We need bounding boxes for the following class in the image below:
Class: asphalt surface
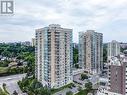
[0,74,26,94]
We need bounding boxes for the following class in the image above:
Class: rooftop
[49,24,61,28]
[108,54,127,66]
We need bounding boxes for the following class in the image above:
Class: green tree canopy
[85,82,92,90]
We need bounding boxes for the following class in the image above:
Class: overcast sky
[0,0,127,43]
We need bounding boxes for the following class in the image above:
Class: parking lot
[0,74,26,94]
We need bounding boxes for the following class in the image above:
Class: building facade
[79,30,103,74]
[120,42,127,49]
[97,86,122,95]
[107,40,120,60]
[35,24,73,88]
[108,55,127,95]
[31,38,35,47]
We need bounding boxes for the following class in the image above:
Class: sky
[0,0,127,43]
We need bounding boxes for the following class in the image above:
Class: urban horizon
[0,26,127,44]
[1,0,127,43]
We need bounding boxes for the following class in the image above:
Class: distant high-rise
[120,43,127,49]
[35,24,73,88]
[79,30,103,74]
[21,41,31,46]
[31,38,35,47]
[107,40,120,60]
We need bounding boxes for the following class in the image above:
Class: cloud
[0,0,127,42]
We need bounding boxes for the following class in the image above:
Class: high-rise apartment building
[107,40,120,60]
[31,38,35,47]
[120,42,127,49]
[35,24,73,88]
[79,30,103,74]
[108,55,127,95]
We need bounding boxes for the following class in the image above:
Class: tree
[85,82,92,90]
[103,43,107,62]
[73,48,78,64]
[18,77,51,95]
[13,90,18,95]
[75,64,79,68]
[3,83,6,87]
[0,43,35,76]
[0,88,7,95]
[1,50,11,57]
[78,86,82,91]
[81,74,88,80]
[66,91,73,95]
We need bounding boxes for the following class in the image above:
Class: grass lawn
[0,88,7,95]
[0,67,8,74]
[75,89,89,95]
[75,89,96,95]
[0,87,9,95]
[51,83,74,94]
[0,66,25,76]
[3,84,9,95]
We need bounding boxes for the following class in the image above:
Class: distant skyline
[0,0,127,43]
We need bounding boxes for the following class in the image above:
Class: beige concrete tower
[79,30,103,74]
[35,24,73,88]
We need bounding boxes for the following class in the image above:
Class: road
[0,74,26,94]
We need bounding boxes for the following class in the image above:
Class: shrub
[66,91,73,95]
[81,74,88,80]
